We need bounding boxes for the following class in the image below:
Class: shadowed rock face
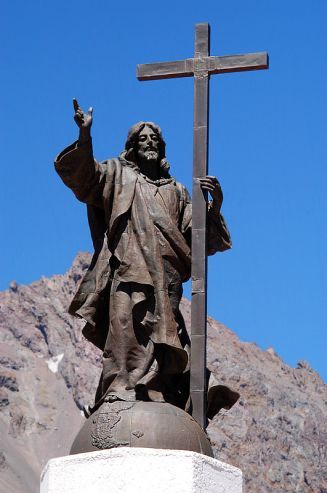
[0,253,326,493]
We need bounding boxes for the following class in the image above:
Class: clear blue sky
[1,0,326,380]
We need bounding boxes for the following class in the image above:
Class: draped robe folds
[55,139,232,411]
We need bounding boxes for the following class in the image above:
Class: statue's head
[123,122,170,177]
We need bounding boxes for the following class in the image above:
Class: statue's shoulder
[97,157,123,180]
[99,157,121,169]
[99,156,139,188]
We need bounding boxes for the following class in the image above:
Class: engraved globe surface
[70,401,213,457]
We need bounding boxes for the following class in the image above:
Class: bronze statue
[55,99,232,420]
[54,21,268,457]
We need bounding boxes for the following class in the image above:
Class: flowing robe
[55,139,232,410]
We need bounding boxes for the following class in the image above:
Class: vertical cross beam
[190,24,210,428]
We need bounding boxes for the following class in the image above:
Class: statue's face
[136,125,160,163]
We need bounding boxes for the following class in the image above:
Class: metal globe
[70,400,213,457]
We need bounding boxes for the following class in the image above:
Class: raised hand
[73,98,93,129]
[199,176,223,210]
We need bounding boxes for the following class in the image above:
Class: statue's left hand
[199,176,223,210]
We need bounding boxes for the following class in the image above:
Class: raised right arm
[54,99,106,209]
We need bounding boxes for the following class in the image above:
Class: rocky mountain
[0,253,326,492]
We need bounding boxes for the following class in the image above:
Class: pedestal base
[40,448,242,493]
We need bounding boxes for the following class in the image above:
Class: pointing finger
[73,98,79,112]
[88,107,93,116]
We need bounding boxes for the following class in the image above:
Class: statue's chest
[146,182,180,223]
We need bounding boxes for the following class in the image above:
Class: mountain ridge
[0,253,326,492]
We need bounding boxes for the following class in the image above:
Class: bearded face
[136,125,160,164]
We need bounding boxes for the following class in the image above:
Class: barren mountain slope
[0,253,326,492]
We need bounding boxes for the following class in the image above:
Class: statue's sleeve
[206,202,232,254]
[179,185,232,255]
[54,139,107,209]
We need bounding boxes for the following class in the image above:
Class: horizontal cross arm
[137,59,194,81]
[209,52,269,74]
[137,52,268,81]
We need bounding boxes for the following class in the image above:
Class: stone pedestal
[40,447,242,493]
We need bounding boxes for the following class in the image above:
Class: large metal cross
[137,23,268,429]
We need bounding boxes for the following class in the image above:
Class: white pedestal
[40,448,242,493]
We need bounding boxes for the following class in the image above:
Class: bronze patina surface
[53,20,269,451]
[70,401,214,457]
[55,104,232,429]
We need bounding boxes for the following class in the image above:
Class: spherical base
[70,401,213,457]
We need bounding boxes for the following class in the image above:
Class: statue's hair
[124,121,170,177]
